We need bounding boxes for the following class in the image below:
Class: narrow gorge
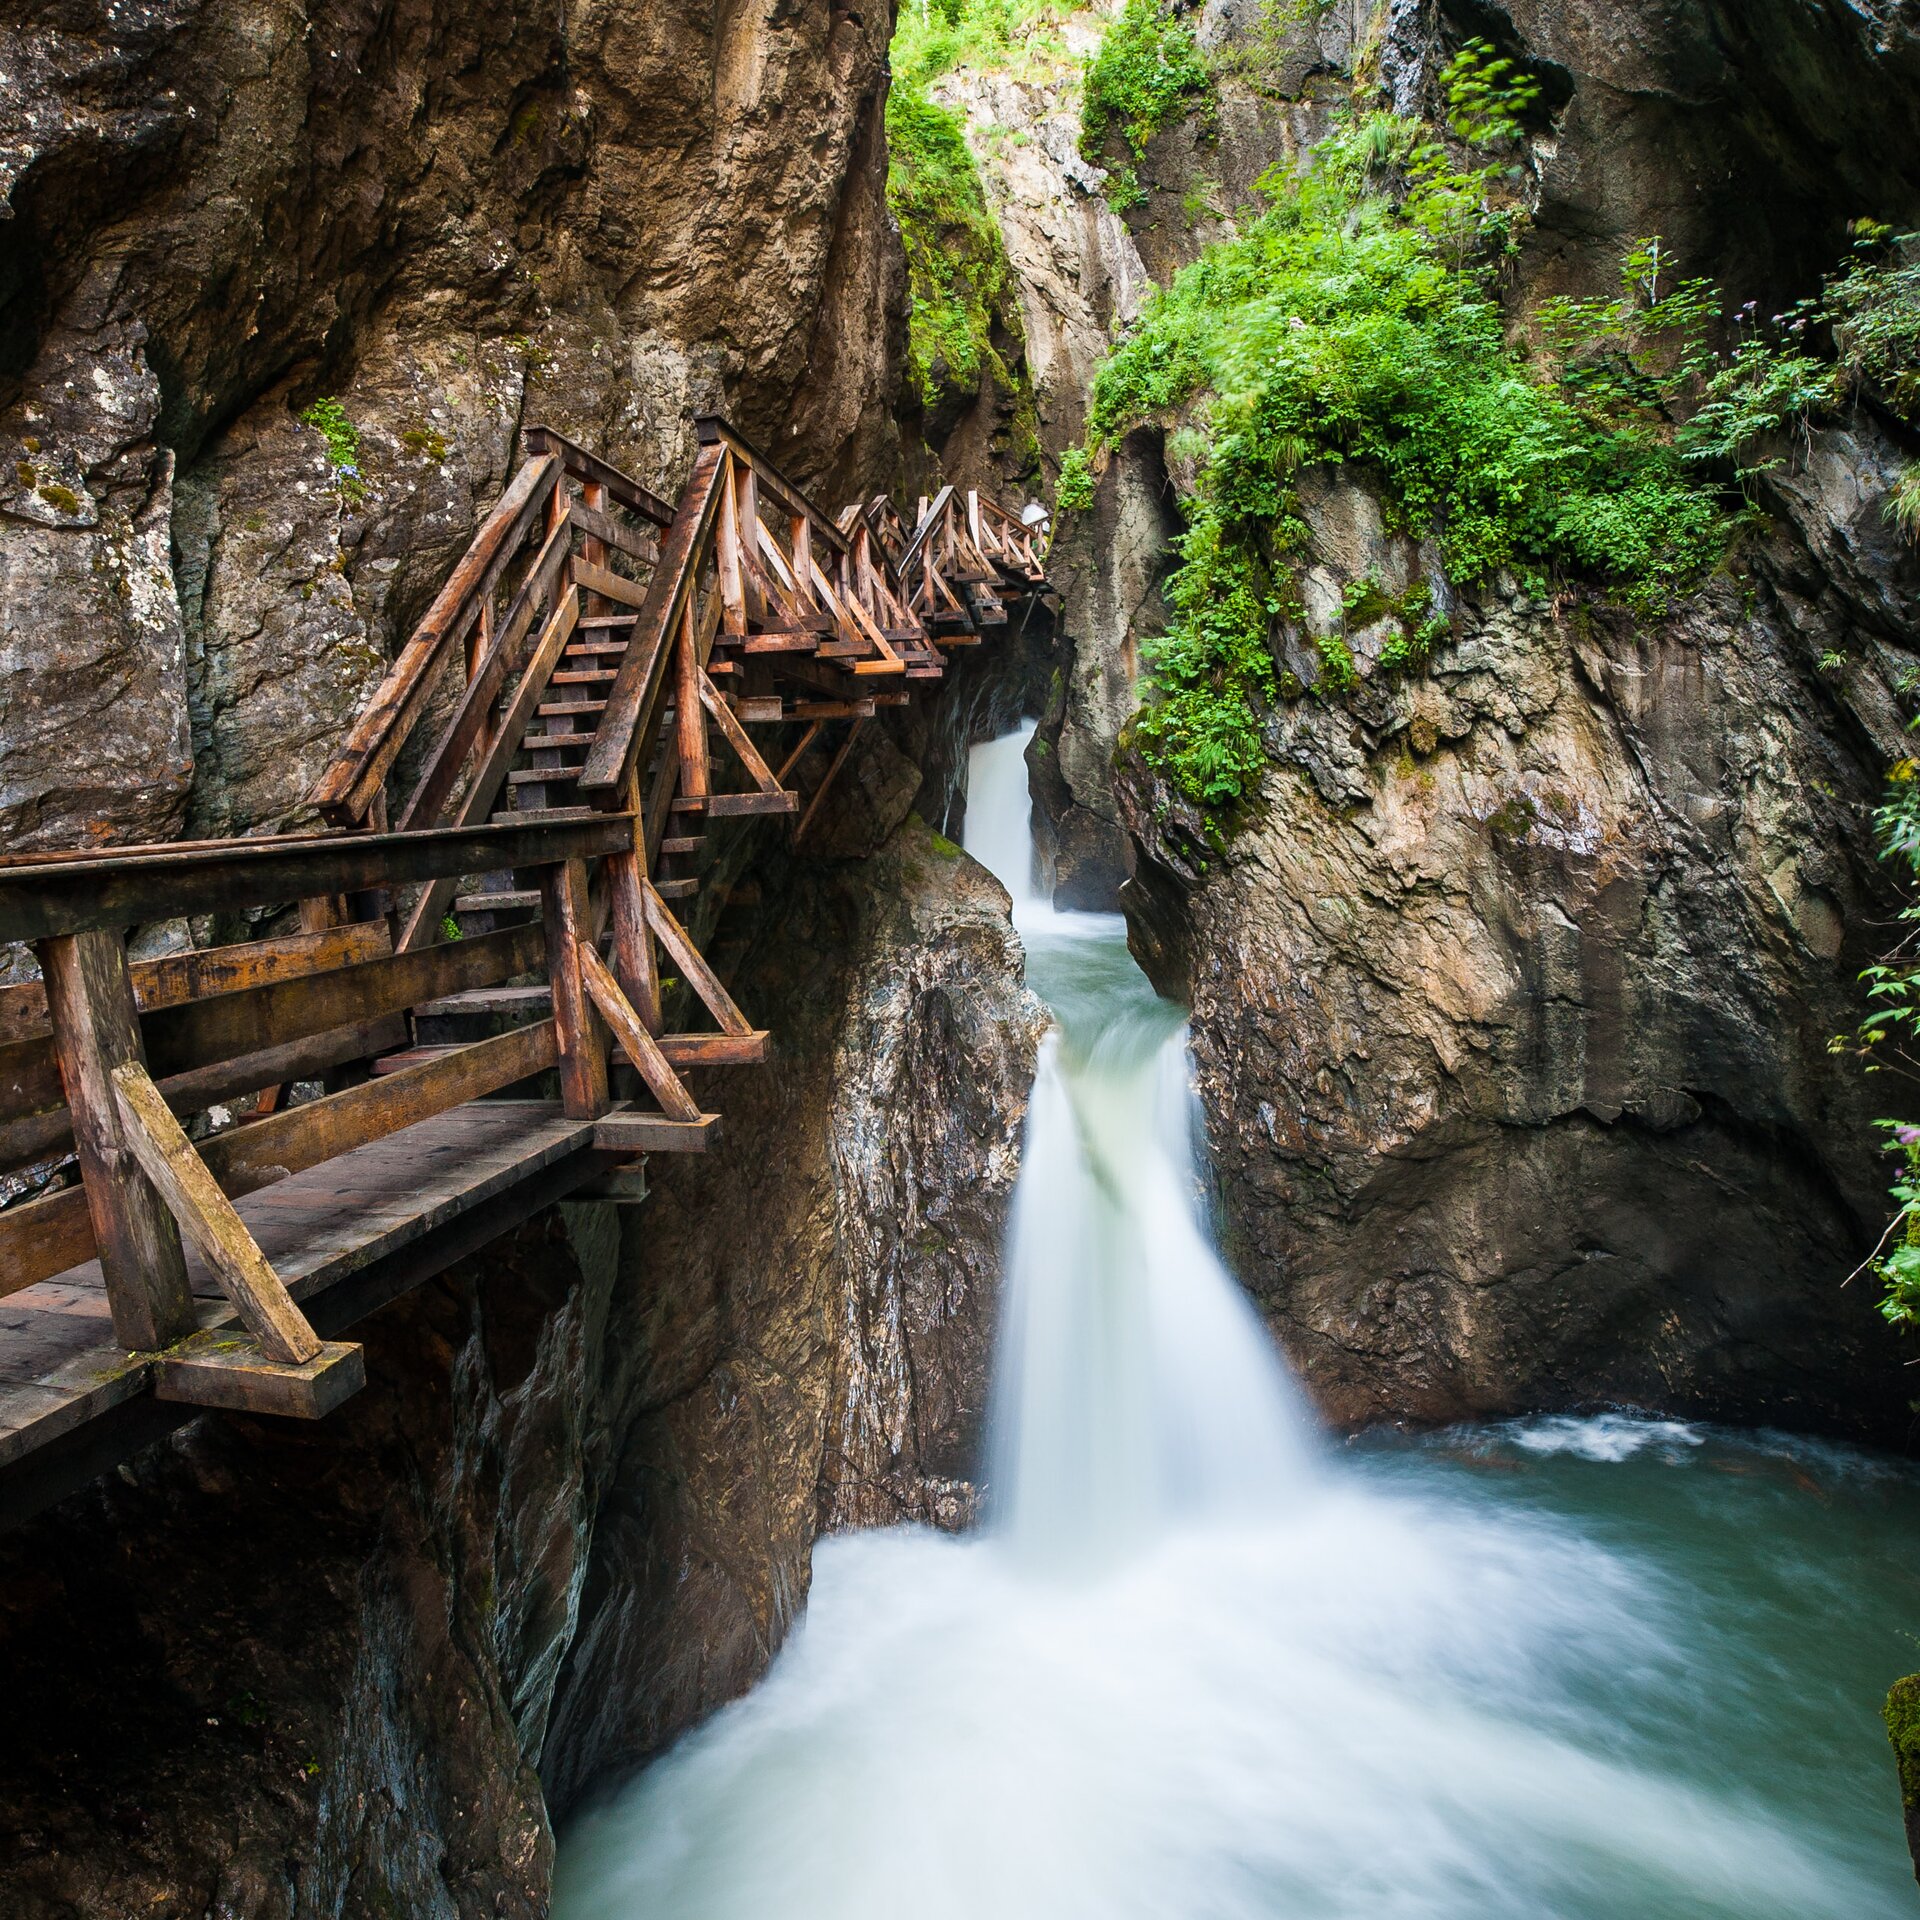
[2,0,1919,1913]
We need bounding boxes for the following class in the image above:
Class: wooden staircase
[0,417,1054,1523]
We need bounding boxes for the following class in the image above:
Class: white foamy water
[552,726,1919,1920]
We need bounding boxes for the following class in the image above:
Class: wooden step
[550,669,619,685]
[517,732,592,751]
[576,614,639,629]
[564,640,629,658]
[655,878,699,899]
[508,766,581,785]
[500,805,604,824]
[453,890,539,913]
[660,835,704,855]
[538,699,608,718]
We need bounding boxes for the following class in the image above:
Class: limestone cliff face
[1095,0,1920,1436]
[0,822,1043,1916]
[1,0,903,851]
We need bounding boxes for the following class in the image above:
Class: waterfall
[551,727,1908,1920]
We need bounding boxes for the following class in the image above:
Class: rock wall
[1098,0,1920,1437]
[1,0,904,851]
[0,820,1043,1916]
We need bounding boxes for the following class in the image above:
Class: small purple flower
[1896,1125,1920,1146]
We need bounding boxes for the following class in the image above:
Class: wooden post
[35,928,197,1350]
[607,769,661,1033]
[540,857,609,1118]
[675,596,709,805]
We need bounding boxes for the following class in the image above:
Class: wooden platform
[0,1102,605,1517]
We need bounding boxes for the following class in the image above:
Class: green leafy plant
[1438,36,1542,146]
[1079,114,1730,803]
[1835,766,1920,1326]
[297,397,368,506]
[1888,462,1920,543]
[1079,0,1213,174]
[1055,445,1096,510]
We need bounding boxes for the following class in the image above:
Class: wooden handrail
[574,442,730,806]
[0,814,633,942]
[310,454,561,824]
[695,416,851,556]
[524,425,674,527]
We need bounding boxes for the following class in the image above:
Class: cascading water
[554,723,1920,1919]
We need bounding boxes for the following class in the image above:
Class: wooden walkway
[0,423,1053,1527]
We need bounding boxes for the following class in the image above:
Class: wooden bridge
[0,418,1051,1526]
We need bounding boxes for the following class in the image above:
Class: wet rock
[543,820,1046,1809]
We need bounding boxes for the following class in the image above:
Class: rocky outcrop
[544,821,1045,1810]
[1,0,903,849]
[0,820,1043,1915]
[932,37,1169,907]
[1122,430,1920,1439]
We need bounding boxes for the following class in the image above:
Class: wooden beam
[155,1332,366,1420]
[659,1031,768,1066]
[577,941,702,1122]
[569,500,658,566]
[541,859,609,1119]
[0,922,389,1046]
[593,1111,720,1153]
[577,442,729,805]
[697,670,789,798]
[643,884,754,1037]
[310,453,560,823]
[607,771,660,1034]
[794,719,865,845]
[0,1014,407,1171]
[0,814,633,944]
[110,1062,322,1366]
[524,425,674,526]
[570,559,651,611]
[676,595,709,806]
[33,929,196,1349]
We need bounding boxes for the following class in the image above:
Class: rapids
[553,722,1920,1919]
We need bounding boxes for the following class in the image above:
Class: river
[553,722,1920,1918]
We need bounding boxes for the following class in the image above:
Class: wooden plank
[571,558,651,610]
[795,719,865,845]
[311,454,560,823]
[154,1332,365,1419]
[0,922,390,1046]
[0,1014,407,1171]
[578,941,703,1121]
[136,922,546,1085]
[693,417,849,554]
[110,1062,322,1366]
[593,1112,720,1153]
[776,720,825,784]
[397,511,572,831]
[676,596,709,804]
[643,884,753,1036]
[396,589,583,952]
[659,1031,768,1066]
[569,501,657,566]
[0,1023,565,1301]
[541,859,609,1119]
[524,426,674,526]
[607,773,660,1033]
[34,930,197,1350]
[0,814,632,944]
[703,792,797,817]
[576,443,729,806]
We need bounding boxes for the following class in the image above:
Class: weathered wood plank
[642,884,753,1037]
[0,1014,407,1171]
[524,426,674,526]
[570,559,652,610]
[578,941,700,1122]
[311,454,560,823]
[34,931,197,1350]
[592,1111,719,1153]
[569,502,657,566]
[0,922,390,1046]
[0,815,632,944]
[541,861,609,1119]
[110,1062,322,1366]
[154,1332,365,1419]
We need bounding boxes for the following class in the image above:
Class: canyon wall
[1064,0,1920,1438]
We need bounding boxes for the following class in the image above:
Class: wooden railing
[0,811,725,1417]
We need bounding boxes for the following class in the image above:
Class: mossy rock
[1886,1673,1920,1881]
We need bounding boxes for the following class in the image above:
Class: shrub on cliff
[1079,0,1213,203]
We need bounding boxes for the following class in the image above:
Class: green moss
[35,484,82,516]
[1079,0,1213,175]
[401,425,450,462]
[928,829,965,858]
[887,77,1029,421]
[1886,1675,1920,1811]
